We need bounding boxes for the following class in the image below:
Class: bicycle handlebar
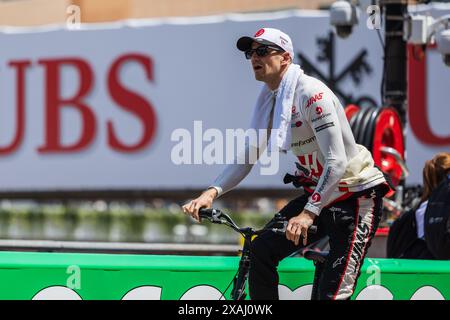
[199,208,317,235]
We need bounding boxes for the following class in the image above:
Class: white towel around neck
[249,63,304,153]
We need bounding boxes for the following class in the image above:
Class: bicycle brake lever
[198,208,223,223]
[271,223,318,235]
[271,221,288,235]
[209,209,223,223]
[295,162,310,176]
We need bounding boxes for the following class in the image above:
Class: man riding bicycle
[183,28,390,300]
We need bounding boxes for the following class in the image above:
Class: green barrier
[0,251,448,300]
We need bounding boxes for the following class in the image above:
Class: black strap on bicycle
[283,173,316,189]
[374,164,397,193]
[283,173,301,188]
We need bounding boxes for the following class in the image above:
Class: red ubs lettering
[0,53,157,156]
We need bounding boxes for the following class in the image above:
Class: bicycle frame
[230,236,251,300]
[198,208,319,300]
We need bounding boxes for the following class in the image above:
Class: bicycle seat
[302,249,329,263]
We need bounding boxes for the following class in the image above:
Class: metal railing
[0,239,240,255]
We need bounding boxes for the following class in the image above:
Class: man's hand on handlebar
[286,209,316,246]
[182,188,218,222]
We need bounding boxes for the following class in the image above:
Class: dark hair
[421,152,450,202]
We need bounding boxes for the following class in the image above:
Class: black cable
[380,45,386,106]
[377,28,386,106]
[379,6,386,106]
[220,268,240,300]
[380,15,409,110]
[377,28,385,48]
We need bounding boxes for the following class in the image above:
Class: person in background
[416,153,450,243]
[387,152,450,259]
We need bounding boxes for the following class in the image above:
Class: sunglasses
[244,45,285,60]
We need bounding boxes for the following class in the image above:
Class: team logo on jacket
[305,92,324,108]
[291,136,316,147]
[291,105,300,119]
[311,193,321,202]
[312,110,332,123]
[291,120,303,128]
[315,106,323,115]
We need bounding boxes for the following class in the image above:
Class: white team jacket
[210,71,386,215]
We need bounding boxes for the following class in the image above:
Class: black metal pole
[381,0,409,193]
[381,0,409,126]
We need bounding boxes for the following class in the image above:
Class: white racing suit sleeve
[208,143,263,197]
[303,94,348,216]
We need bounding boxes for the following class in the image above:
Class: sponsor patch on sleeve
[314,121,335,133]
[305,92,324,108]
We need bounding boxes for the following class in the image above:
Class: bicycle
[196,155,413,300]
[198,207,325,300]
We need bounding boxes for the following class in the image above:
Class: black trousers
[248,184,388,300]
